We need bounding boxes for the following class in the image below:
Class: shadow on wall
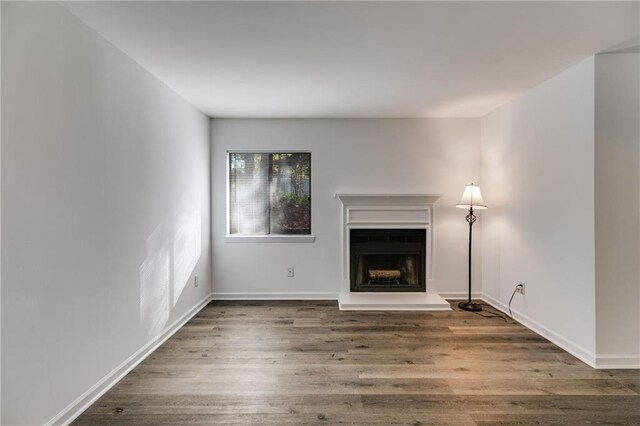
[138,196,202,339]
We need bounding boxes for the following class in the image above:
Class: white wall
[594,53,640,366]
[211,119,482,298]
[481,58,597,361]
[1,3,211,424]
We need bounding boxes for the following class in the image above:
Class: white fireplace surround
[336,193,451,310]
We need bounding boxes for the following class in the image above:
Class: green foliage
[273,193,310,234]
[271,153,310,196]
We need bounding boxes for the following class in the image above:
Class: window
[228,152,311,237]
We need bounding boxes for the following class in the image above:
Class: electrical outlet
[287,267,295,278]
[194,275,199,287]
[516,282,525,295]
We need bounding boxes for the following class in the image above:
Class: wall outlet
[287,267,295,278]
[194,275,199,287]
[516,281,525,295]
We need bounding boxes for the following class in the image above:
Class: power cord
[462,283,524,322]
[471,303,509,322]
[484,303,511,321]
[471,309,507,322]
[507,285,520,318]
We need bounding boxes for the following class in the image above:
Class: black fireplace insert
[350,228,426,292]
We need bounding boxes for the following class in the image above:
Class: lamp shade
[456,183,487,209]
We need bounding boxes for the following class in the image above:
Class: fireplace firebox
[350,229,426,292]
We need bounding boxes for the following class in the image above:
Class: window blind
[229,152,310,235]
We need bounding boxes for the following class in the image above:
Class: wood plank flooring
[73,301,640,425]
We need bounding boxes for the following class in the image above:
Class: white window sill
[224,235,316,243]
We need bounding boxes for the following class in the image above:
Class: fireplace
[350,229,426,292]
[335,194,449,310]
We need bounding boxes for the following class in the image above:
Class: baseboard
[479,292,598,368]
[595,354,640,369]
[439,291,482,299]
[212,292,339,300]
[46,293,214,426]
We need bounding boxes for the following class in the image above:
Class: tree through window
[229,152,311,235]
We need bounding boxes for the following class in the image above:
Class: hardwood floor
[73,301,640,425]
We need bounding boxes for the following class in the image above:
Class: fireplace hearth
[350,229,426,292]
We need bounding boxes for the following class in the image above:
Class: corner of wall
[478,56,599,364]
[594,52,640,364]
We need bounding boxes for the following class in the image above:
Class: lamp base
[458,301,482,312]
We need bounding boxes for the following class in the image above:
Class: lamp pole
[458,207,482,312]
[456,183,485,312]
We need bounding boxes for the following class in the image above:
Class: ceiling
[63,1,639,118]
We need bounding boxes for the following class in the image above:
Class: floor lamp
[456,183,487,312]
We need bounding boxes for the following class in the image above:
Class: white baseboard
[595,354,640,369]
[439,291,482,299]
[46,293,214,426]
[479,292,598,368]
[212,292,339,300]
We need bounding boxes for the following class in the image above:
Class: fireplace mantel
[335,193,450,311]
[335,193,441,207]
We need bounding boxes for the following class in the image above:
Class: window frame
[225,150,315,243]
